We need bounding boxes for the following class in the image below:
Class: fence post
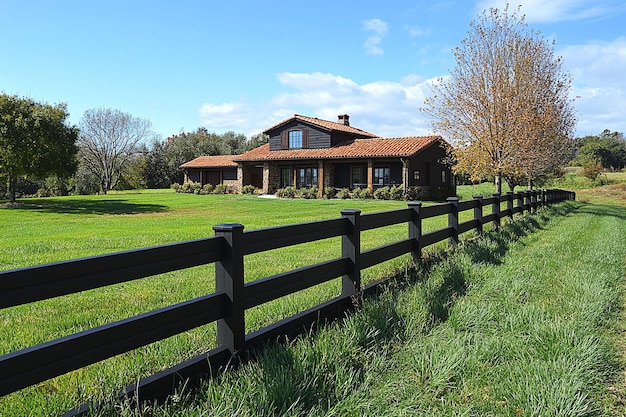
[341,209,361,298]
[213,223,246,354]
[408,202,422,263]
[530,190,537,213]
[447,197,459,246]
[473,195,483,235]
[517,192,524,215]
[507,191,514,221]
[539,189,545,208]
[492,192,501,230]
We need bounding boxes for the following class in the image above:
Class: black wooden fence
[0,189,575,413]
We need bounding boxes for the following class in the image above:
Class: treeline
[3,129,267,200]
[0,94,267,203]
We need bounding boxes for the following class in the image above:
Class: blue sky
[1,0,625,141]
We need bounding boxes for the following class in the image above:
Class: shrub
[404,186,422,201]
[323,187,336,199]
[373,186,390,200]
[389,185,404,200]
[354,187,373,199]
[336,188,351,199]
[171,183,182,193]
[299,187,319,199]
[212,184,229,194]
[241,185,257,195]
[179,182,202,194]
[582,161,603,181]
[276,186,296,198]
[200,184,214,195]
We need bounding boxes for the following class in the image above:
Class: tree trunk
[9,176,17,204]
[495,174,502,194]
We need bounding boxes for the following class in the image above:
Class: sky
[1,0,625,141]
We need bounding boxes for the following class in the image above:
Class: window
[441,171,446,183]
[413,170,420,180]
[374,167,391,186]
[351,166,362,187]
[280,167,293,188]
[281,129,309,149]
[289,130,303,148]
[297,167,318,188]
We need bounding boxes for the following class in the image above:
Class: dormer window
[289,130,303,148]
[281,129,309,149]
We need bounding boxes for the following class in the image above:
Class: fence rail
[0,189,575,413]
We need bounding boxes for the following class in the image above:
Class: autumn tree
[0,94,78,203]
[422,4,576,193]
[78,108,155,194]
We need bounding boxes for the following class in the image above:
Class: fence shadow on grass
[9,199,169,215]
[575,202,626,221]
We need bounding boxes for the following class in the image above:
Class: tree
[0,94,78,203]
[575,130,626,170]
[78,108,155,194]
[422,4,576,193]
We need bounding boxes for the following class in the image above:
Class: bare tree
[78,108,154,194]
[422,4,576,193]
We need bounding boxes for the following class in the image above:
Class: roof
[180,155,238,169]
[263,114,378,138]
[234,136,444,162]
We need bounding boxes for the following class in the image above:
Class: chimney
[338,114,350,126]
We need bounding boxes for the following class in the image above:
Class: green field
[1,178,625,416]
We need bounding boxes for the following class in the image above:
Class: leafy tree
[422,4,576,193]
[575,130,626,170]
[144,139,172,188]
[163,129,254,184]
[0,94,78,203]
[78,108,155,194]
[246,133,269,151]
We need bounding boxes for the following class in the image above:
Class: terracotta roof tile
[263,114,378,138]
[180,155,238,168]
[234,136,444,162]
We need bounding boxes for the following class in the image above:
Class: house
[180,155,240,189]
[180,114,455,197]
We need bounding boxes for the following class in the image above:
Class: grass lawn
[0,191,427,415]
[1,178,624,416]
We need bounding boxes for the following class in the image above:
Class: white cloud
[474,0,621,23]
[198,72,436,138]
[363,18,389,55]
[405,24,431,37]
[559,37,626,136]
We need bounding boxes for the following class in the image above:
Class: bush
[336,188,351,199]
[354,187,373,199]
[299,187,318,199]
[389,185,404,200]
[276,186,296,198]
[200,184,214,195]
[404,186,422,201]
[373,186,391,200]
[323,187,336,199]
[241,185,257,195]
[179,182,202,194]
[582,161,603,181]
[212,184,229,194]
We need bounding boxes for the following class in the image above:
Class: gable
[265,114,379,152]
